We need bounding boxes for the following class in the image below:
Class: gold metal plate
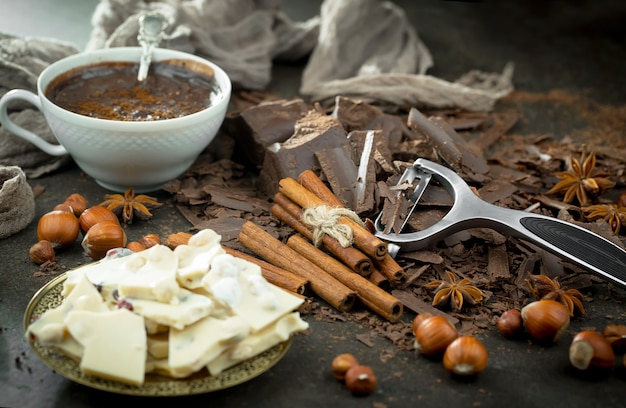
[23,273,292,396]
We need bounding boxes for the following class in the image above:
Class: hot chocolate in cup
[0,47,231,193]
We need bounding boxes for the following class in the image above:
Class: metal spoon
[137,12,167,82]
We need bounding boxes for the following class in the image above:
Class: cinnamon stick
[222,246,309,295]
[238,221,356,312]
[374,254,407,287]
[368,268,390,290]
[297,171,406,285]
[278,177,387,260]
[287,234,403,322]
[298,169,344,207]
[272,193,372,276]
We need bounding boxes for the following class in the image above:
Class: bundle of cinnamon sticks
[237,169,407,322]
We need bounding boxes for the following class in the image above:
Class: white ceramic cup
[0,47,231,192]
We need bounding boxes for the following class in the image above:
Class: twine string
[301,205,364,248]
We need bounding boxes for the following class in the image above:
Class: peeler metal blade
[374,164,432,235]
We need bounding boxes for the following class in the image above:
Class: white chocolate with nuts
[121,288,214,330]
[208,312,309,375]
[117,245,180,303]
[26,274,108,360]
[174,232,225,289]
[203,253,304,333]
[167,315,250,378]
[62,255,131,301]
[27,228,309,386]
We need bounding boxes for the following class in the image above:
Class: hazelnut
[569,330,615,370]
[443,336,489,376]
[166,232,192,249]
[602,324,626,353]
[496,309,523,339]
[52,203,75,214]
[344,365,377,396]
[414,315,458,357]
[411,312,433,335]
[331,353,359,381]
[126,241,146,252]
[521,300,570,343]
[37,210,80,249]
[78,205,120,234]
[29,240,55,264]
[140,233,161,249]
[81,220,127,260]
[63,193,88,217]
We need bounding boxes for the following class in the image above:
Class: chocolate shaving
[391,289,459,326]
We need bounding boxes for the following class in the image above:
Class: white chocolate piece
[174,229,225,289]
[62,255,131,301]
[118,245,180,303]
[208,312,309,375]
[168,315,250,378]
[144,318,169,335]
[147,332,169,359]
[203,253,305,332]
[145,357,173,377]
[63,245,180,304]
[65,309,147,386]
[26,275,108,360]
[124,288,214,330]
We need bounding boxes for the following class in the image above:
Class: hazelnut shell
[496,309,523,339]
[37,210,80,249]
[81,220,127,260]
[344,365,377,396]
[569,330,616,370]
[521,299,570,343]
[331,353,359,381]
[443,336,489,376]
[602,324,626,352]
[79,205,119,234]
[29,240,56,264]
[414,315,458,357]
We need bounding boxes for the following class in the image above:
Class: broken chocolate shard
[257,109,350,197]
[232,98,310,166]
[315,147,358,208]
[407,107,490,181]
[332,96,384,131]
[428,116,490,177]
[487,244,511,280]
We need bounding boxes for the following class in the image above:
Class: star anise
[546,150,615,206]
[424,271,484,311]
[525,274,585,316]
[100,188,162,224]
[582,204,626,235]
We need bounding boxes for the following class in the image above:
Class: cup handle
[0,89,68,156]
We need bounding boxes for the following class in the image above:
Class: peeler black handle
[518,215,626,287]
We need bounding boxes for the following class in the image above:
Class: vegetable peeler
[374,158,626,289]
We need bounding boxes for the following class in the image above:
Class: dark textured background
[1,1,626,407]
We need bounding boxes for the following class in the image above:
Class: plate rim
[23,272,293,396]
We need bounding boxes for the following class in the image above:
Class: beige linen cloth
[86,0,512,109]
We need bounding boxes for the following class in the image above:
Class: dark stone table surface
[1,1,625,407]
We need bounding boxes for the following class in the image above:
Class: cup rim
[37,47,232,129]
